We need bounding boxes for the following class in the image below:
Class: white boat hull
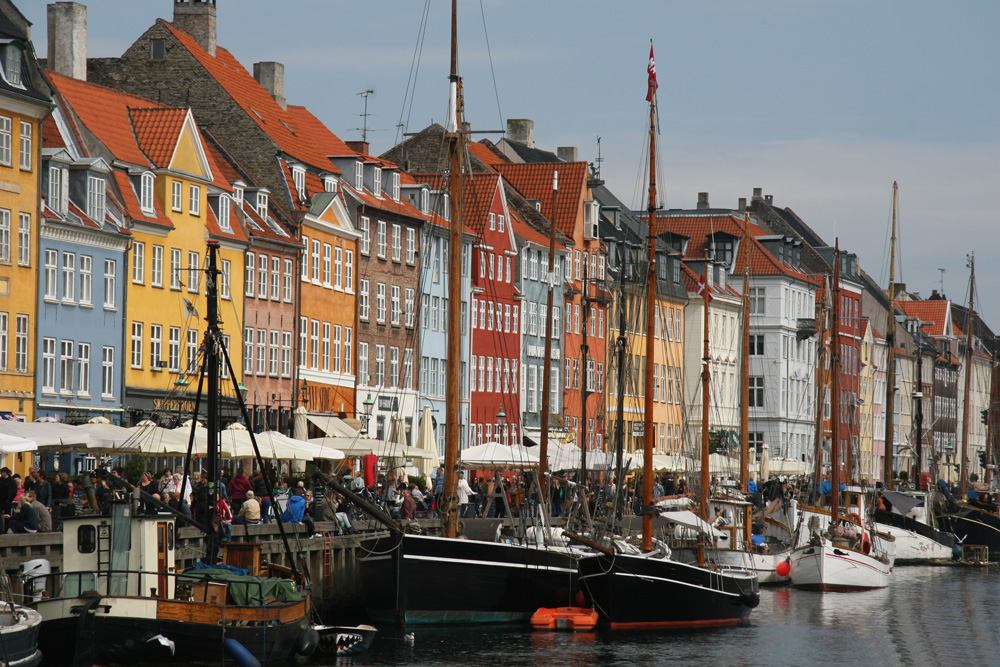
[874,522,953,563]
[675,548,792,585]
[789,542,892,591]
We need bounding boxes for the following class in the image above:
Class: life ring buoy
[848,512,861,525]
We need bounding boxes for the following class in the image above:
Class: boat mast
[642,41,657,553]
[986,347,998,487]
[959,253,976,500]
[883,182,898,490]
[812,285,828,486]
[204,240,221,554]
[830,241,842,522]
[442,0,463,539]
[740,213,751,546]
[540,172,558,500]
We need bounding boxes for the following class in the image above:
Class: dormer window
[323,176,337,193]
[354,161,364,190]
[233,182,244,204]
[420,188,429,214]
[256,192,268,219]
[48,165,67,215]
[373,167,382,198]
[444,193,450,222]
[2,45,21,87]
[218,195,231,231]
[140,172,155,214]
[392,172,400,201]
[87,175,106,223]
[292,165,306,200]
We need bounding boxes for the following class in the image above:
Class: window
[321,323,330,371]
[259,253,269,297]
[42,338,55,392]
[391,224,401,262]
[373,167,382,197]
[79,255,92,305]
[749,288,765,315]
[376,220,387,258]
[322,244,331,284]
[44,250,57,300]
[170,248,181,290]
[406,228,416,264]
[263,327,273,374]
[61,252,75,302]
[749,335,764,355]
[220,259,231,298]
[0,209,8,261]
[344,328,352,375]
[149,324,162,369]
[323,175,336,193]
[330,246,341,289]
[18,120,31,170]
[218,195,231,231]
[392,172,400,201]
[375,345,385,386]
[14,314,27,372]
[354,161,364,190]
[59,340,75,392]
[221,335,230,379]
[256,192,268,219]
[391,285,401,325]
[188,184,201,216]
[49,165,67,215]
[376,283,386,323]
[749,376,764,407]
[0,312,5,371]
[243,328,254,374]
[172,180,182,212]
[310,320,319,369]
[499,215,505,233]
[403,347,413,387]
[311,239,320,281]
[132,241,145,284]
[332,325,341,373]
[299,317,308,367]
[359,279,370,320]
[233,183,244,204]
[281,331,292,377]
[292,166,305,199]
[17,212,29,266]
[283,259,293,301]
[269,330,279,376]
[360,216,370,255]
[271,257,280,300]
[150,38,166,60]
[300,237,309,280]
[389,347,399,387]
[187,252,200,294]
[140,173,154,213]
[151,245,163,287]
[101,347,114,397]
[405,288,415,327]
[0,117,8,165]
[358,341,369,384]
[168,327,181,372]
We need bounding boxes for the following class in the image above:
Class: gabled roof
[380,123,496,174]
[112,170,172,228]
[415,172,502,236]
[896,299,951,338]
[468,141,508,169]
[493,162,589,236]
[128,107,188,168]
[680,261,739,299]
[205,198,248,244]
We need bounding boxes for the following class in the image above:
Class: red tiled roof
[896,300,948,337]
[468,141,507,169]
[493,162,588,236]
[129,107,188,169]
[111,170,173,228]
[414,172,503,235]
[42,115,65,149]
[206,198,248,243]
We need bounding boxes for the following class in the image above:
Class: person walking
[228,469,251,516]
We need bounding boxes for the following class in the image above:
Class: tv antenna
[354,89,376,143]
[937,267,946,295]
[593,136,604,179]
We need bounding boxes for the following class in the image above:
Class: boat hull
[577,552,759,629]
[937,507,1000,561]
[0,605,42,667]
[788,543,892,591]
[671,547,792,585]
[873,512,954,563]
[358,532,580,625]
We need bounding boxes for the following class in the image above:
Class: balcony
[797,317,817,340]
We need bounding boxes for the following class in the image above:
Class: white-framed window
[44,249,57,300]
[220,335,230,379]
[359,279,370,320]
[0,312,6,371]
[14,314,27,372]
[359,216,370,255]
[311,239,320,281]
[376,220,387,258]
[188,251,200,294]
[79,255,92,305]
[354,161,364,191]
[48,165,67,215]
[749,288,765,315]
[189,184,201,216]
[59,340,75,392]
[149,324,162,370]
[151,245,163,287]
[376,282,386,323]
[281,331,292,377]
[323,175,337,193]
[220,259,231,298]
[405,288,415,328]
[489,212,496,230]
[322,243,331,284]
[299,317,308,367]
[358,341,368,385]
[132,241,145,284]
[256,191,268,219]
[18,120,31,171]
[0,116,9,165]
[17,212,29,266]
[292,165,305,199]
[373,167,382,197]
[499,215,505,233]
[245,251,256,296]
[61,252,76,302]
[406,228,416,264]
[243,328,254,374]
[41,338,56,392]
[345,250,354,291]
[749,376,765,407]
[344,327,352,375]
[392,172,400,201]
[233,183,244,204]
[131,321,143,369]
[101,347,114,398]
[0,208,8,262]
[269,330,279,376]
[310,319,319,369]
[389,346,399,387]
[170,248,182,290]
[258,253,268,297]
[403,347,413,387]
[391,285,401,325]
[168,326,181,372]
[271,257,280,300]
[218,195,231,230]
[140,173,154,213]
[283,259,293,301]
[321,323,330,371]
[172,180,182,212]
[103,259,117,308]
[391,224,401,262]
[374,345,385,386]
[300,236,309,280]
[257,327,267,374]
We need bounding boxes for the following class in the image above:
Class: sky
[22,0,1000,329]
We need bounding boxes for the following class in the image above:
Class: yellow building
[47,72,245,427]
[0,12,51,439]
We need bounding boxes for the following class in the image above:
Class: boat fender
[740,591,761,608]
[223,638,261,667]
[297,627,320,656]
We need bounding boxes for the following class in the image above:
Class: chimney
[47,2,87,81]
[253,62,286,110]
[752,187,763,202]
[506,119,534,148]
[697,192,709,210]
[557,146,578,162]
[765,194,773,204]
[173,0,217,57]
[345,140,369,155]
[738,197,746,212]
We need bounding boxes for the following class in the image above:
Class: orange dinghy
[530,607,599,631]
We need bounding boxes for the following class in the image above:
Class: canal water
[315,565,1000,666]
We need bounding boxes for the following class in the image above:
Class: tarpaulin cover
[179,566,301,606]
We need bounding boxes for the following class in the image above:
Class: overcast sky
[23,0,1000,329]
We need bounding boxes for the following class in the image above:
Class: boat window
[168,523,175,551]
[78,525,96,554]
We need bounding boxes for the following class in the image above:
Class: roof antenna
[593,136,604,180]
[355,89,375,142]
[937,267,946,296]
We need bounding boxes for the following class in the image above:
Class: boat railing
[21,568,279,607]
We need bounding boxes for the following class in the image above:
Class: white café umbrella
[759,443,770,481]
[77,422,136,452]
[219,429,322,461]
[415,406,439,479]
[0,421,91,449]
[460,442,540,467]
[0,432,37,454]
[119,421,191,455]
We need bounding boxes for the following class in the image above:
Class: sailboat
[354,0,581,624]
[576,44,760,628]
[23,242,317,665]
[788,240,895,590]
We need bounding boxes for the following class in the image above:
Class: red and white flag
[697,273,713,302]
[645,43,658,102]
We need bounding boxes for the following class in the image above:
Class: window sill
[131,365,142,370]
[60,299,77,306]
[60,390,74,397]
[101,394,115,401]
[151,284,163,289]
[77,392,91,400]
[41,390,57,397]
[79,303,93,309]
[43,297,59,304]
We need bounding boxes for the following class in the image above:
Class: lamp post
[496,405,507,445]
[361,392,375,434]
[300,379,309,408]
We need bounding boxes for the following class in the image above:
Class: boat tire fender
[297,627,320,656]
[223,638,261,667]
[740,591,761,609]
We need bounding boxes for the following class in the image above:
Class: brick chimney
[738,197,746,212]
[752,187,763,202]
[173,0,217,57]
[697,192,709,209]
[345,140,369,155]
[47,2,87,81]
[557,146,577,162]
[506,119,534,148]
[253,61,286,110]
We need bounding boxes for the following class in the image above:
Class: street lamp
[360,392,375,434]
[300,379,309,407]
[496,405,507,445]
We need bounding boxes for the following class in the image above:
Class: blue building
[37,143,129,472]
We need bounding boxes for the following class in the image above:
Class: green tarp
[178,567,302,606]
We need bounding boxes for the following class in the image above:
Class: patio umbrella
[460,442,540,467]
[415,406,439,479]
[0,433,37,454]
[0,421,91,449]
[759,443,770,481]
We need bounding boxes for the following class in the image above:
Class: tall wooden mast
[740,213,752,546]
[959,253,976,500]
[441,0,463,539]
[883,182,898,489]
[830,240,842,522]
[641,44,657,553]
[540,173,558,500]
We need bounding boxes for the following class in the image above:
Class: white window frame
[188,251,200,294]
[42,338,56,392]
[18,120,31,171]
[131,321,143,369]
[79,255,92,305]
[104,260,118,308]
[170,248,182,290]
[172,180,182,212]
[189,184,201,216]
[140,172,154,213]
[151,245,164,287]
[44,249,57,300]
[61,252,76,303]
[14,314,27,372]
[0,116,9,166]
[101,346,114,398]
[17,212,29,266]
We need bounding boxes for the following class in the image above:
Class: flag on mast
[646,43,657,102]
[697,272,713,302]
